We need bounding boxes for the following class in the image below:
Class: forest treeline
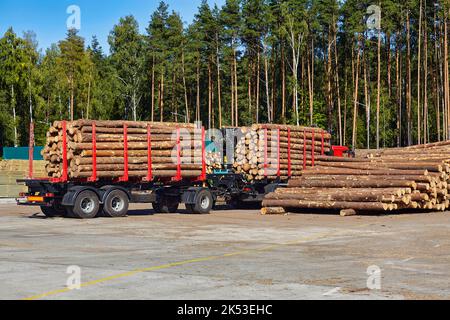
[0,0,449,149]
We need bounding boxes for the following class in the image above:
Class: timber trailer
[16,123,348,218]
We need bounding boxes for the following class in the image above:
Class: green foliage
[0,0,448,149]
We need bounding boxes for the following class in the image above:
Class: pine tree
[57,29,85,121]
[242,0,267,124]
[195,0,217,128]
[0,28,30,146]
[109,15,145,121]
[147,1,169,122]
[221,0,241,127]
[166,11,187,122]
[280,0,308,126]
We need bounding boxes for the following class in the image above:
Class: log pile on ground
[262,142,450,215]
[234,124,332,181]
[42,120,204,179]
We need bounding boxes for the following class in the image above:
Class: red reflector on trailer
[45,193,55,198]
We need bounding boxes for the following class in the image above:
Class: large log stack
[42,120,205,180]
[262,142,450,215]
[234,124,332,181]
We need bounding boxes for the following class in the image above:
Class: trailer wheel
[187,189,213,214]
[152,197,179,213]
[68,190,100,219]
[40,203,66,218]
[102,190,129,218]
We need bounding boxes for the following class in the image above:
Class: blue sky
[0,0,225,54]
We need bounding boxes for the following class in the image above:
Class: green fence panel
[2,147,44,160]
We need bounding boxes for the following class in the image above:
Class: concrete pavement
[1,203,449,300]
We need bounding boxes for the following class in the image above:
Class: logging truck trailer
[16,178,214,218]
[15,126,282,218]
[16,121,214,218]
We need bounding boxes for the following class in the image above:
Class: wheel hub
[80,198,94,214]
[201,196,210,209]
[111,196,124,212]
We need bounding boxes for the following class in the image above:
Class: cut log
[80,149,199,157]
[74,133,177,143]
[277,187,412,197]
[340,209,357,216]
[69,119,196,129]
[261,207,286,215]
[261,199,391,211]
[287,179,417,189]
[264,192,396,203]
[69,141,202,151]
[71,170,202,178]
[73,163,202,172]
[73,156,199,165]
[304,167,428,176]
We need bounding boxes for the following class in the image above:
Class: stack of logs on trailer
[42,120,205,179]
[262,141,450,215]
[234,124,332,181]
[205,151,223,174]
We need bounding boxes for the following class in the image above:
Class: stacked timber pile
[206,151,222,174]
[364,140,450,159]
[234,124,332,181]
[262,142,450,215]
[1,160,46,197]
[43,120,204,179]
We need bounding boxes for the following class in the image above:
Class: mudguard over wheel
[102,189,129,217]
[68,190,100,219]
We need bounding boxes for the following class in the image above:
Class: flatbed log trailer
[16,123,346,218]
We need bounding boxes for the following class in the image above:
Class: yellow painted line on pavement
[23,224,370,300]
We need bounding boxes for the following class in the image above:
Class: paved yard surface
[0,203,449,300]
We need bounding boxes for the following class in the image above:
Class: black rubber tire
[69,190,100,219]
[189,189,213,214]
[152,197,179,213]
[102,190,129,218]
[40,203,66,217]
[151,202,162,213]
[185,204,195,214]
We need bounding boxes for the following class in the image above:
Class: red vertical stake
[121,124,129,182]
[277,128,281,177]
[303,129,307,170]
[201,126,206,181]
[89,122,97,182]
[62,121,68,182]
[287,128,291,177]
[176,127,182,181]
[321,131,325,155]
[311,129,315,167]
[28,122,34,179]
[264,126,268,177]
[147,124,153,182]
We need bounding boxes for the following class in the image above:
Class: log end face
[340,209,357,217]
[261,207,286,215]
